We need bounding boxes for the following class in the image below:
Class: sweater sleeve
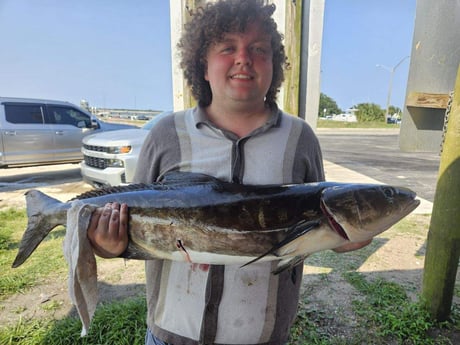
[133,114,181,184]
[290,117,325,183]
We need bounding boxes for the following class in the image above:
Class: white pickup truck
[81,111,172,187]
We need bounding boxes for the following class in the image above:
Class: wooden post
[281,0,325,127]
[170,0,203,110]
[282,0,303,116]
[422,64,460,321]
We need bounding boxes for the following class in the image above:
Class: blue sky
[0,0,416,112]
[321,0,416,111]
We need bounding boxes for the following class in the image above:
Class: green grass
[0,209,67,299]
[345,272,435,344]
[0,297,147,345]
[287,273,459,345]
[317,119,400,129]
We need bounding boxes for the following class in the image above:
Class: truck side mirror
[91,118,99,129]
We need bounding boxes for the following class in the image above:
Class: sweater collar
[192,105,282,135]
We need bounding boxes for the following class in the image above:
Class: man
[88,1,370,344]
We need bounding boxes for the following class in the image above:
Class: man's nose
[235,48,252,65]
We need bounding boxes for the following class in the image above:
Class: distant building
[332,113,357,122]
[331,108,357,122]
[79,98,164,119]
[93,107,163,120]
[80,99,91,112]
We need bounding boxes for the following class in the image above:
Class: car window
[47,106,92,128]
[4,104,45,124]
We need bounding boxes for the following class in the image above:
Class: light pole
[376,55,409,121]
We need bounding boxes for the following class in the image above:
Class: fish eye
[383,187,395,198]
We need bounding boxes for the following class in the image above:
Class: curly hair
[178,0,286,108]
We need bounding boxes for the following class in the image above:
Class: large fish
[12,172,420,273]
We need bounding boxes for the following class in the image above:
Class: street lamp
[376,55,409,121]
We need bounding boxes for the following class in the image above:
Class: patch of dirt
[0,259,146,326]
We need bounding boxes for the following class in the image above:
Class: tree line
[319,93,402,122]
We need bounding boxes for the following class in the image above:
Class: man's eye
[252,46,270,55]
[221,46,234,53]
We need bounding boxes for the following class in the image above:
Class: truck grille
[83,144,110,153]
[84,155,109,169]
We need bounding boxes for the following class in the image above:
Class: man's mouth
[230,74,253,80]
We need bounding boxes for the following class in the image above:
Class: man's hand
[87,202,129,258]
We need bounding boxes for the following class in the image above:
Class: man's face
[204,22,273,108]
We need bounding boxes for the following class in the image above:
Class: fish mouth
[320,199,349,240]
[406,197,421,214]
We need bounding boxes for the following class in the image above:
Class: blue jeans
[145,328,170,345]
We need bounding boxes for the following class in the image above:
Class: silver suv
[0,97,135,168]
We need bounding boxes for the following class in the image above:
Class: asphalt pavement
[317,128,436,214]
[322,159,432,214]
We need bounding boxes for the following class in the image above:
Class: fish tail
[12,190,66,268]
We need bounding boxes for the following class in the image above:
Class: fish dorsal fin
[70,183,161,200]
[70,171,221,201]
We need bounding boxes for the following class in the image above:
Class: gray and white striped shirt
[134,105,324,345]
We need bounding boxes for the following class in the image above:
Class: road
[317,128,440,202]
[0,163,92,209]
[0,163,82,190]
[0,128,441,209]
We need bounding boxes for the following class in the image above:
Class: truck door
[46,105,95,161]
[2,103,53,165]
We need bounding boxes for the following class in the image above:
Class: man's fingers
[87,202,129,258]
[108,203,123,237]
[119,203,129,235]
[89,207,103,233]
[98,203,114,230]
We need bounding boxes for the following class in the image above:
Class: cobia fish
[12,172,420,273]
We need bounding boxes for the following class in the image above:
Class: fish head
[320,184,420,242]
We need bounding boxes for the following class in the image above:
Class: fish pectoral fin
[240,219,321,269]
[272,255,308,275]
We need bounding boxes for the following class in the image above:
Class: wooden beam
[422,65,460,322]
[406,92,450,109]
[170,0,203,111]
[283,0,303,116]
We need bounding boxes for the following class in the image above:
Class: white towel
[62,200,98,337]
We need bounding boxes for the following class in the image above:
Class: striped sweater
[133,106,324,345]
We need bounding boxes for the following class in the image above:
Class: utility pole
[376,55,409,121]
